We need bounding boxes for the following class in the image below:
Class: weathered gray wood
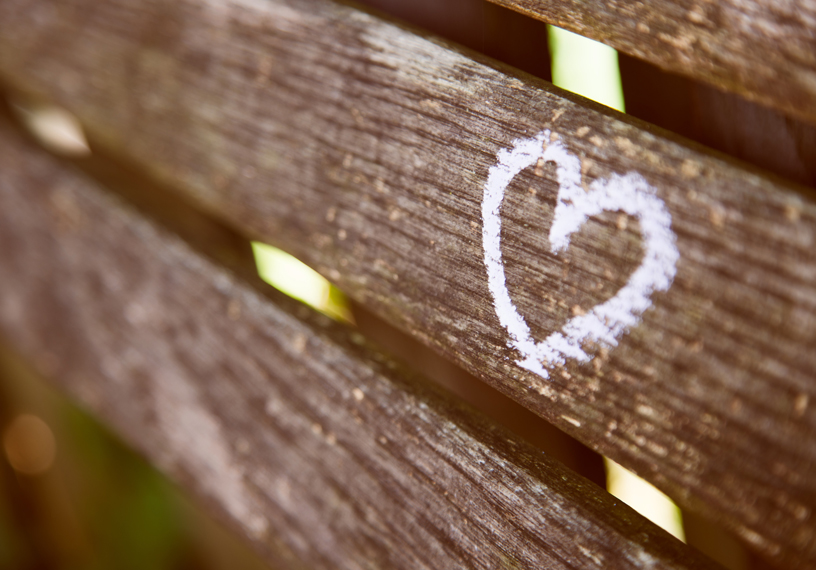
[0,0,815,566]
[0,124,723,570]
[485,0,816,125]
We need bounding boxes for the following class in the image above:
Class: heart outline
[482,131,679,379]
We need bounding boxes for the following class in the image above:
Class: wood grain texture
[486,0,816,125]
[0,0,814,566]
[0,124,724,570]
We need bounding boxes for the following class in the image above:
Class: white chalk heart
[482,131,679,379]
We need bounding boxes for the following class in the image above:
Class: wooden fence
[0,0,814,568]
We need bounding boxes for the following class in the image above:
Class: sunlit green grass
[251,242,352,323]
[605,458,686,541]
[548,26,625,112]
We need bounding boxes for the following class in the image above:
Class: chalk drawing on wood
[482,131,679,379]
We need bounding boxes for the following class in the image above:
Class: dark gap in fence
[619,54,816,190]
[350,0,552,85]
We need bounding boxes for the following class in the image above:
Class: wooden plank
[0,0,814,565]
[484,0,816,125]
[0,124,723,570]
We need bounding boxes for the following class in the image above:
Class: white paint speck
[482,131,679,379]
[578,544,603,566]
[561,415,582,428]
[795,393,809,417]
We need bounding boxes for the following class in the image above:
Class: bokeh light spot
[3,414,57,476]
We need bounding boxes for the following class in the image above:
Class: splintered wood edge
[0,125,724,570]
[0,0,814,566]
[487,0,816,125]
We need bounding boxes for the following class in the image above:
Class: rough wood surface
[0,0,815,566]
[0,124,724,570]
[486,0,816,125]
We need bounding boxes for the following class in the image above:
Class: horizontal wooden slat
[0,123,722,570]
[0,0,814,566]
[487,0,816,125]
